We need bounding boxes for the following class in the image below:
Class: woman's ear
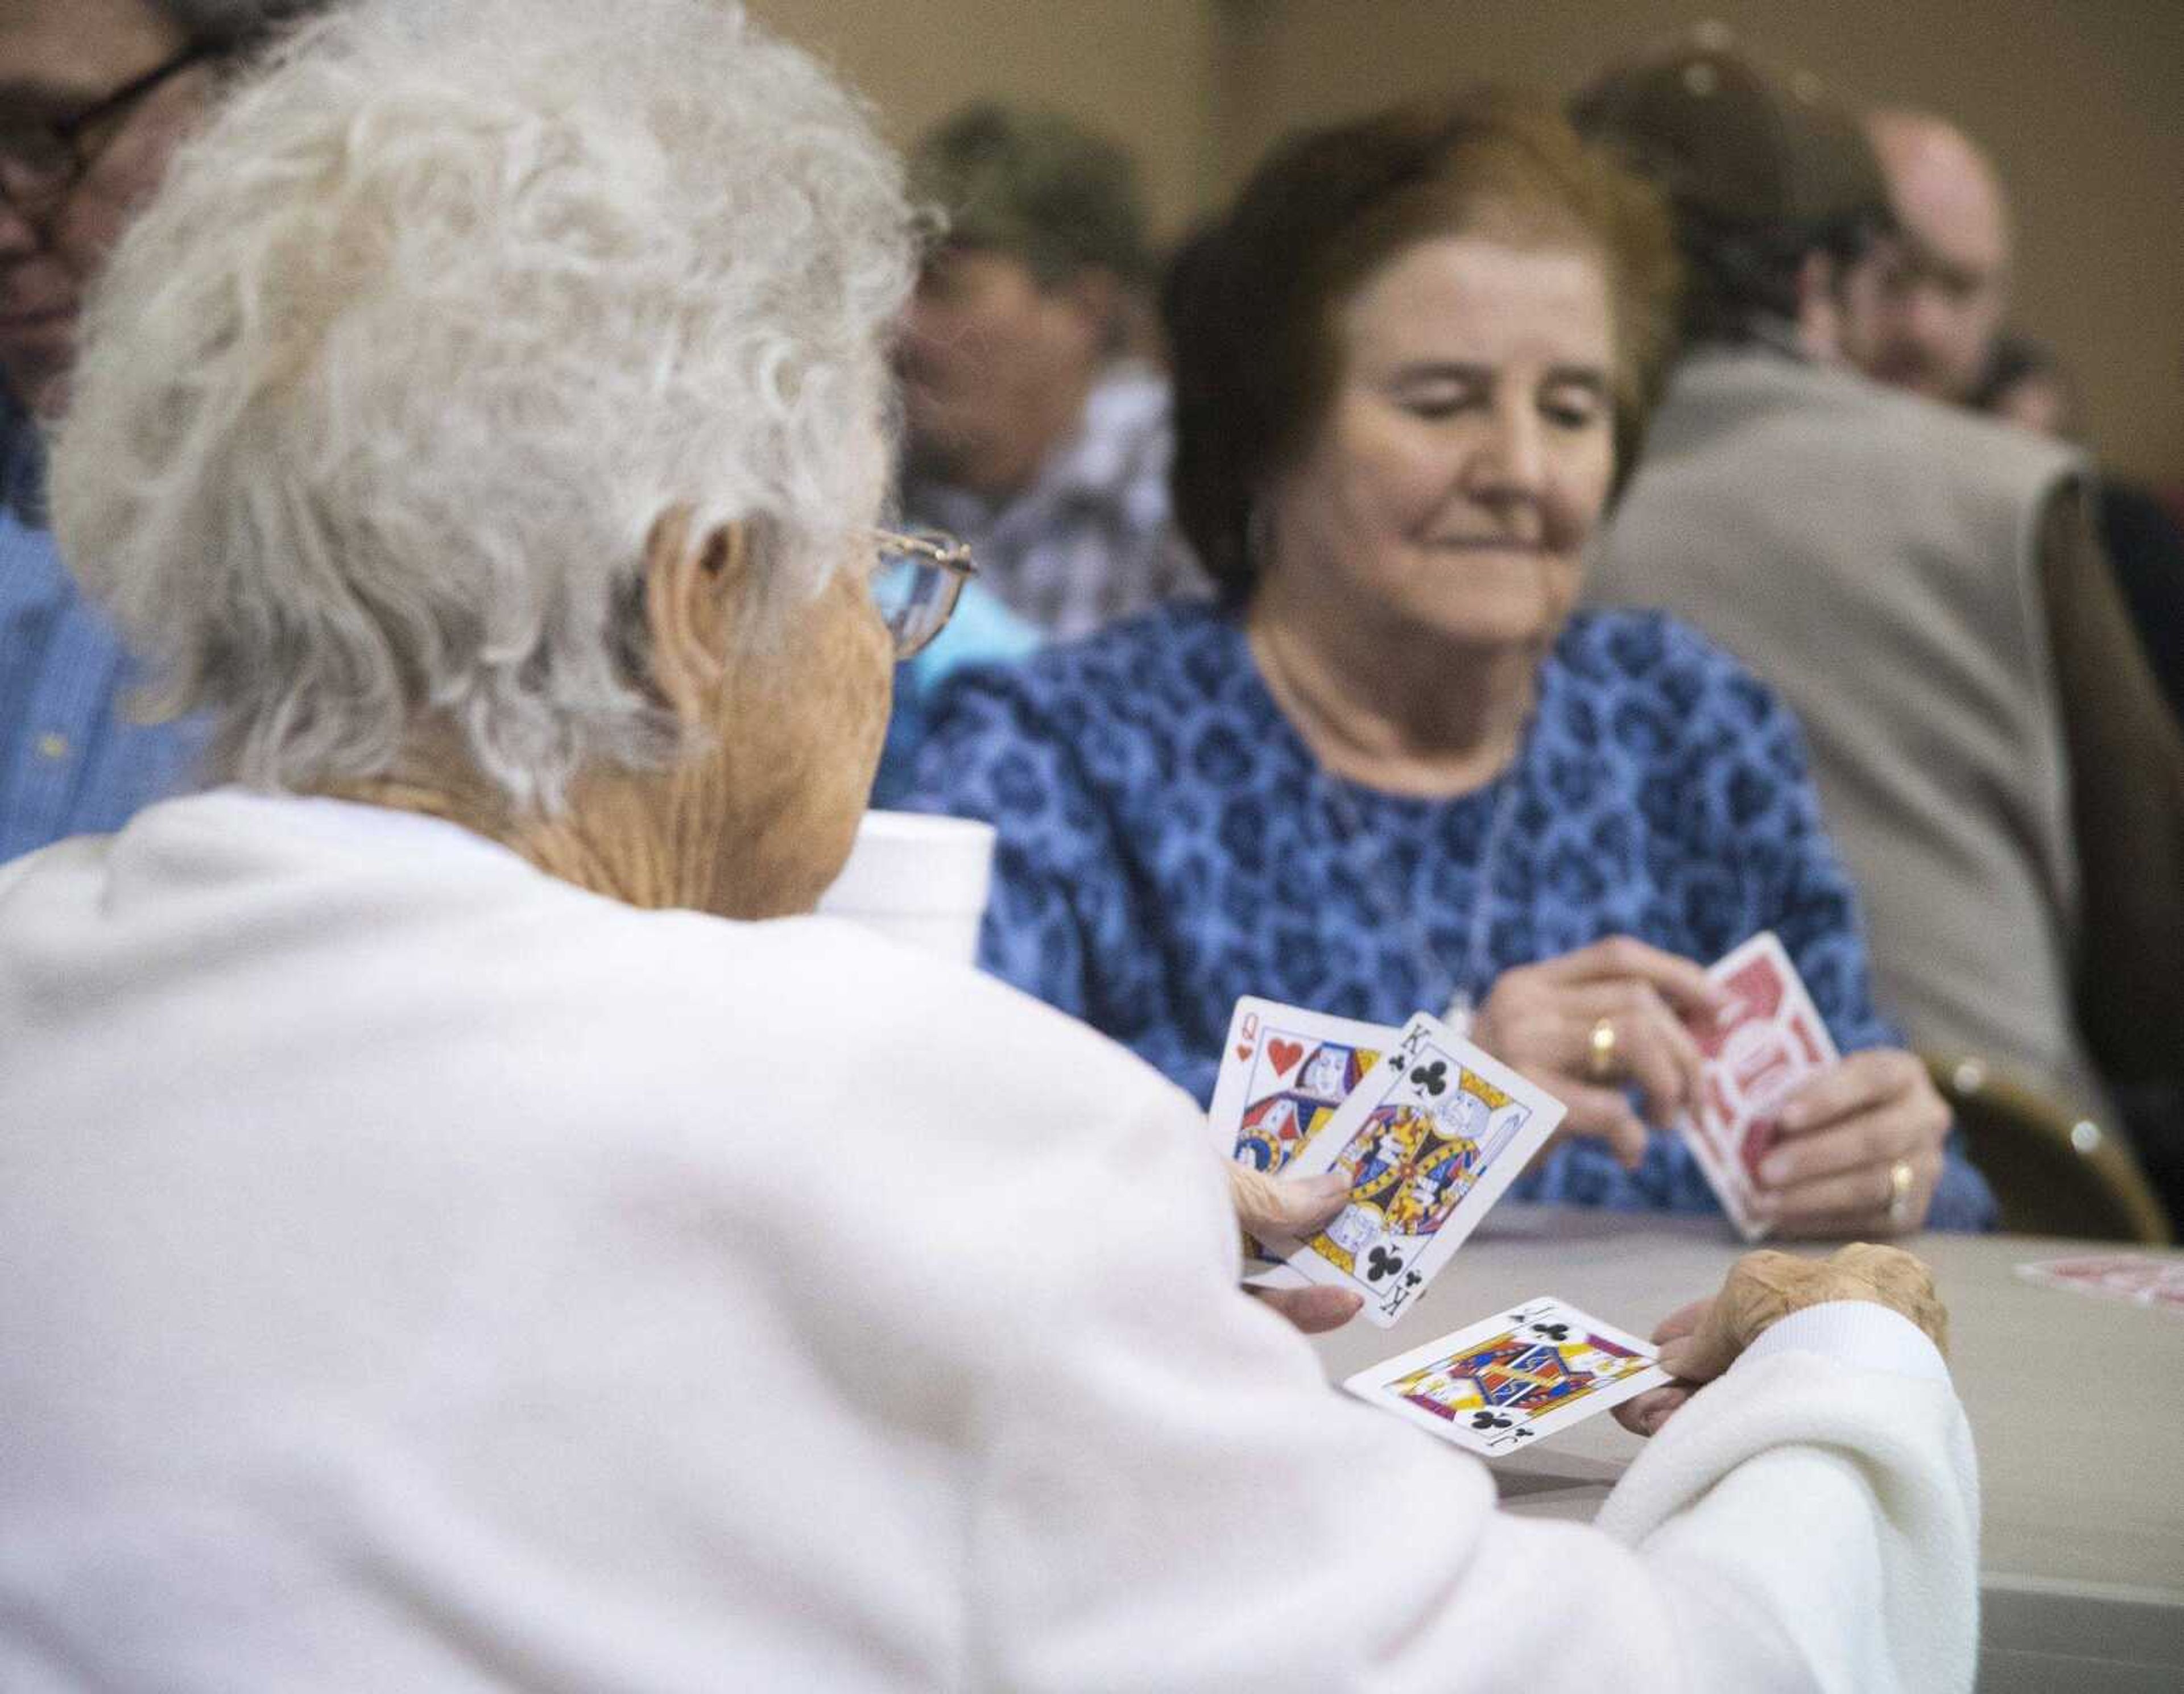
[643,509,749,723]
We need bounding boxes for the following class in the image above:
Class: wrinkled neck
[1244,600,1538,798]
[314,740,780,919]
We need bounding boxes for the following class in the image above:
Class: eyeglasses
[870,527,977,659]
[0,44,213,213]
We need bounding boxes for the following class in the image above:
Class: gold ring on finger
[1885,1158,1916,1228]
[1586,1016,1619,1082]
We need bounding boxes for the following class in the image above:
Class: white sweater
[0,791,1977,1691]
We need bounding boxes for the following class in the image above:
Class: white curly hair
[51,0,916,810]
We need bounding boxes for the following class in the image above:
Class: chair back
[1926,1054,2173,1244]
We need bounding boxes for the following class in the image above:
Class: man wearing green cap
[1578,34,2184,1206]
[896,102,1199,641]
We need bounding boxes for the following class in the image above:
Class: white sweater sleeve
[965,1102,1978,1693]
[1589,1303,1977,1693]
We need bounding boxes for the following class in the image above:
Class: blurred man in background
[1578,35,2184,1228]
[897,101,1199,641]
[1860,109,2012,405]
[1882,127,2184,743]
[0,0,330,862]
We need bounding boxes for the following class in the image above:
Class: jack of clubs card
[1345,1296,1669,1457]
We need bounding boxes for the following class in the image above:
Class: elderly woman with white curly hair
[0,0,1980,1687]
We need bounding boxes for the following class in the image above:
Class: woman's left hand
[1747,1048,1950,1237]
[1612,1241,1949,1435]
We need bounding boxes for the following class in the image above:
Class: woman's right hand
[1226,1165,1364,1334]
[1612,1242,1949,1435]
[1470,936,1731,1168]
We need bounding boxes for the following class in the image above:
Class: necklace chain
[1248,615,1536,1036]
[1316,752,1525,1038]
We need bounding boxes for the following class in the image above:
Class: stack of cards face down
[1208,932,1835,1455]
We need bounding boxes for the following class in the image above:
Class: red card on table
[2016,1254,2184,1314]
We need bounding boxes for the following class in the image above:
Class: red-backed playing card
[1678,931,1839,1240]
[2016,1253,2184,1314]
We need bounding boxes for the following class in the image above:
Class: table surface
[1308,1207,2184,1684]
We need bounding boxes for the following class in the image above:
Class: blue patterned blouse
[904,602,1996,1229]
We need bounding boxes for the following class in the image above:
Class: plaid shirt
[901,361,1206,640]
[0,404,205,864]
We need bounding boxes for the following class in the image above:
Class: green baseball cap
[908,101,1152,284]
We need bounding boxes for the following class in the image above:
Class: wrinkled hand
[1612,1242,1948,1435]
[1749,1049,1950,1237]
[1226,1165,1363,1333]
[1471,937,1731,1170]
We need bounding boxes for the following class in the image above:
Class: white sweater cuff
[1735,1299,1951,1384]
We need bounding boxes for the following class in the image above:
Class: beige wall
[752,0,2184,481]
[747,0,1219,243]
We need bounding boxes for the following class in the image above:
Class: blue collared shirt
[0,404,205,864]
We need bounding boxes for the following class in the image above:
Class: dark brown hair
[1165,86,1680,602]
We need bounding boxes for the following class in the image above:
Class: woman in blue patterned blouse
[906,90,1989,1233]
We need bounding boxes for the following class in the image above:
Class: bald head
[1860,109,2012,403]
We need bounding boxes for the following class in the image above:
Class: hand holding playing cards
[1613,1242,1949,1435]
[1748,1049,1949,1237]
[1225,1165,1364,1332]
[1470,937,1731,1169]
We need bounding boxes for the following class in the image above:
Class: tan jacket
[1589,346,2184,1121]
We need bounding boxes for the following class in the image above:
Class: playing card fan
[1214,999,1564,1326]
